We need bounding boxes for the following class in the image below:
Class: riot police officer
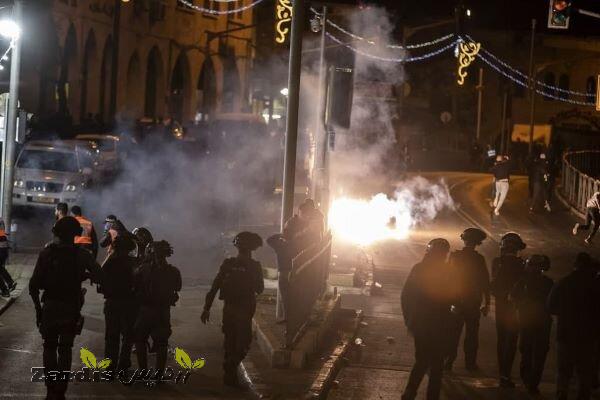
[510,254,553,395]
[132,227,153,265]
[29,217,101,400]
[101,235,138,372]
[201,232,264,387]
[401,238,454,400]
[446,228,490,372]
[133,240,181,376]
[491,232,526,388]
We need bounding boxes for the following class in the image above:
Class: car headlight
[13,179,24,188]
[65,183,78,192]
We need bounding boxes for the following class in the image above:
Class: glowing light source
[329,194,412,245]
[275,0,292,44]
[457,41,480,85]
[280,87,289,96]
[0,20,20,39]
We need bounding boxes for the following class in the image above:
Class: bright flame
[329,194,413,245]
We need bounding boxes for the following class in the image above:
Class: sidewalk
[0,252,37,316]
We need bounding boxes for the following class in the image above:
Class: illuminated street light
[280,87,289,96]
[0,19,20,39]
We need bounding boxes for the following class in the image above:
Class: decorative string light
[477,52,595,107]
[311,7,454,50]
[326,32,458,63]
[465,34,590,97]
[177,0,266,15]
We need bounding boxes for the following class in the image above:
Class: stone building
[10,0,256,127]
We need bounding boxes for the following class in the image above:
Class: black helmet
[526,254,551,271]
[233,231,263,251]
[500,232,526,252]
[426,238,450,255]
[132,227,154,245]
[460,228,487,245]
[105,215,117,223]
[149,240,173,259]
[52,216,82,238]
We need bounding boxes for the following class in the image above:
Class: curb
[0,296,15,316]
[306,312,363,399]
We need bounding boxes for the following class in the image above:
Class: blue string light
[326,32,457,63]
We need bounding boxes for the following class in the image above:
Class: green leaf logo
[192,358,205,370]
[80,347,97,369]
[175,348,192,369]
[97,358,112,370]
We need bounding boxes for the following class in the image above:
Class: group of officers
[29,203,183,400]
[402,228,600,400]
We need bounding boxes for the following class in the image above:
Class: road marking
[0,347,35,354]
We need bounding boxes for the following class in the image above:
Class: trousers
[403,333,446,400]
[494,180,509,213]
[222,302,255,378]
[496,303,519,379]
[519,320,551,389]
[557,341,594,400]
[104,299,136,371]
[447,307,481,367]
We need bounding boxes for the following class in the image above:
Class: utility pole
[312,6,327,207]
[109,0,122,122]
[527,19,536,155]
[2,0,22,240]
[475,67,483,142]
[280,0,305,229]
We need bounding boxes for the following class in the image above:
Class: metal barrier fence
[285,231,332,347]
[561,151,600,213]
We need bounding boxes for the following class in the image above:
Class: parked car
[13,140,96,208]
[74,134,121,177]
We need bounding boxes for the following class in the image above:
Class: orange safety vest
[74,216,93,245]
[0,228,8,249]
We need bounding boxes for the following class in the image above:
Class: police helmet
[105,215,117,223]
[460,228,487,246]
[526,254,551,272]
[132,227,154,245]
[52,216,83,238]
[426,238,450,256]
[149,240,174,259]
[233,231,263,251]
[500,232,526,252]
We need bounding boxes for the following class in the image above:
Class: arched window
[558,74,569,100]
[587,76,597,104]
[543,72,555,101]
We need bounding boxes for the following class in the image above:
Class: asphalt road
[328,172,600,400]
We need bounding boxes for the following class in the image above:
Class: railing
[561,151,600,213]
[285,231,332,347]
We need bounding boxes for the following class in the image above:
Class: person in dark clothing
[529,154,552,213]
[446,228,490,372]
[490,156,511,216]
[101,235,138,372]
[511,254,553,395]
[548,252,600,400]
[401,238,454,400]
[202,232,264,388]
[133,240,181,377]
[54,203,68,221]
[29,217,101,400]
[0,218,14,297]
[572,192,600,245]
[132,227,153,265]
[490,232,526,388]
[267,233,294,323]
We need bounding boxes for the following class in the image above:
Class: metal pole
[312,6,327,205]
[475,67,483,142]
[280,0,305,229]
[527,19,536,155]
[109,0,122,122]
[500,90,507,155]
[2,0,22,240]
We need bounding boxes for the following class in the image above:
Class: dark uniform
[530,157,551,212]
[490,233,526,387]
[548,253,600,400]
[101,236,137,371]
[446,246,490,370]
[202,232,264,387]
[401,239,454,400]
[510,255,553,394]
[29,217,101,400]
[133,241,182,373]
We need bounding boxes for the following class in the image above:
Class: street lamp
[0,20,20,40]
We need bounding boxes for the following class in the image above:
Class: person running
[573,192,600,245]
[490,155,511,216]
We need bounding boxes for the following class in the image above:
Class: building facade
[16,0,256,127]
